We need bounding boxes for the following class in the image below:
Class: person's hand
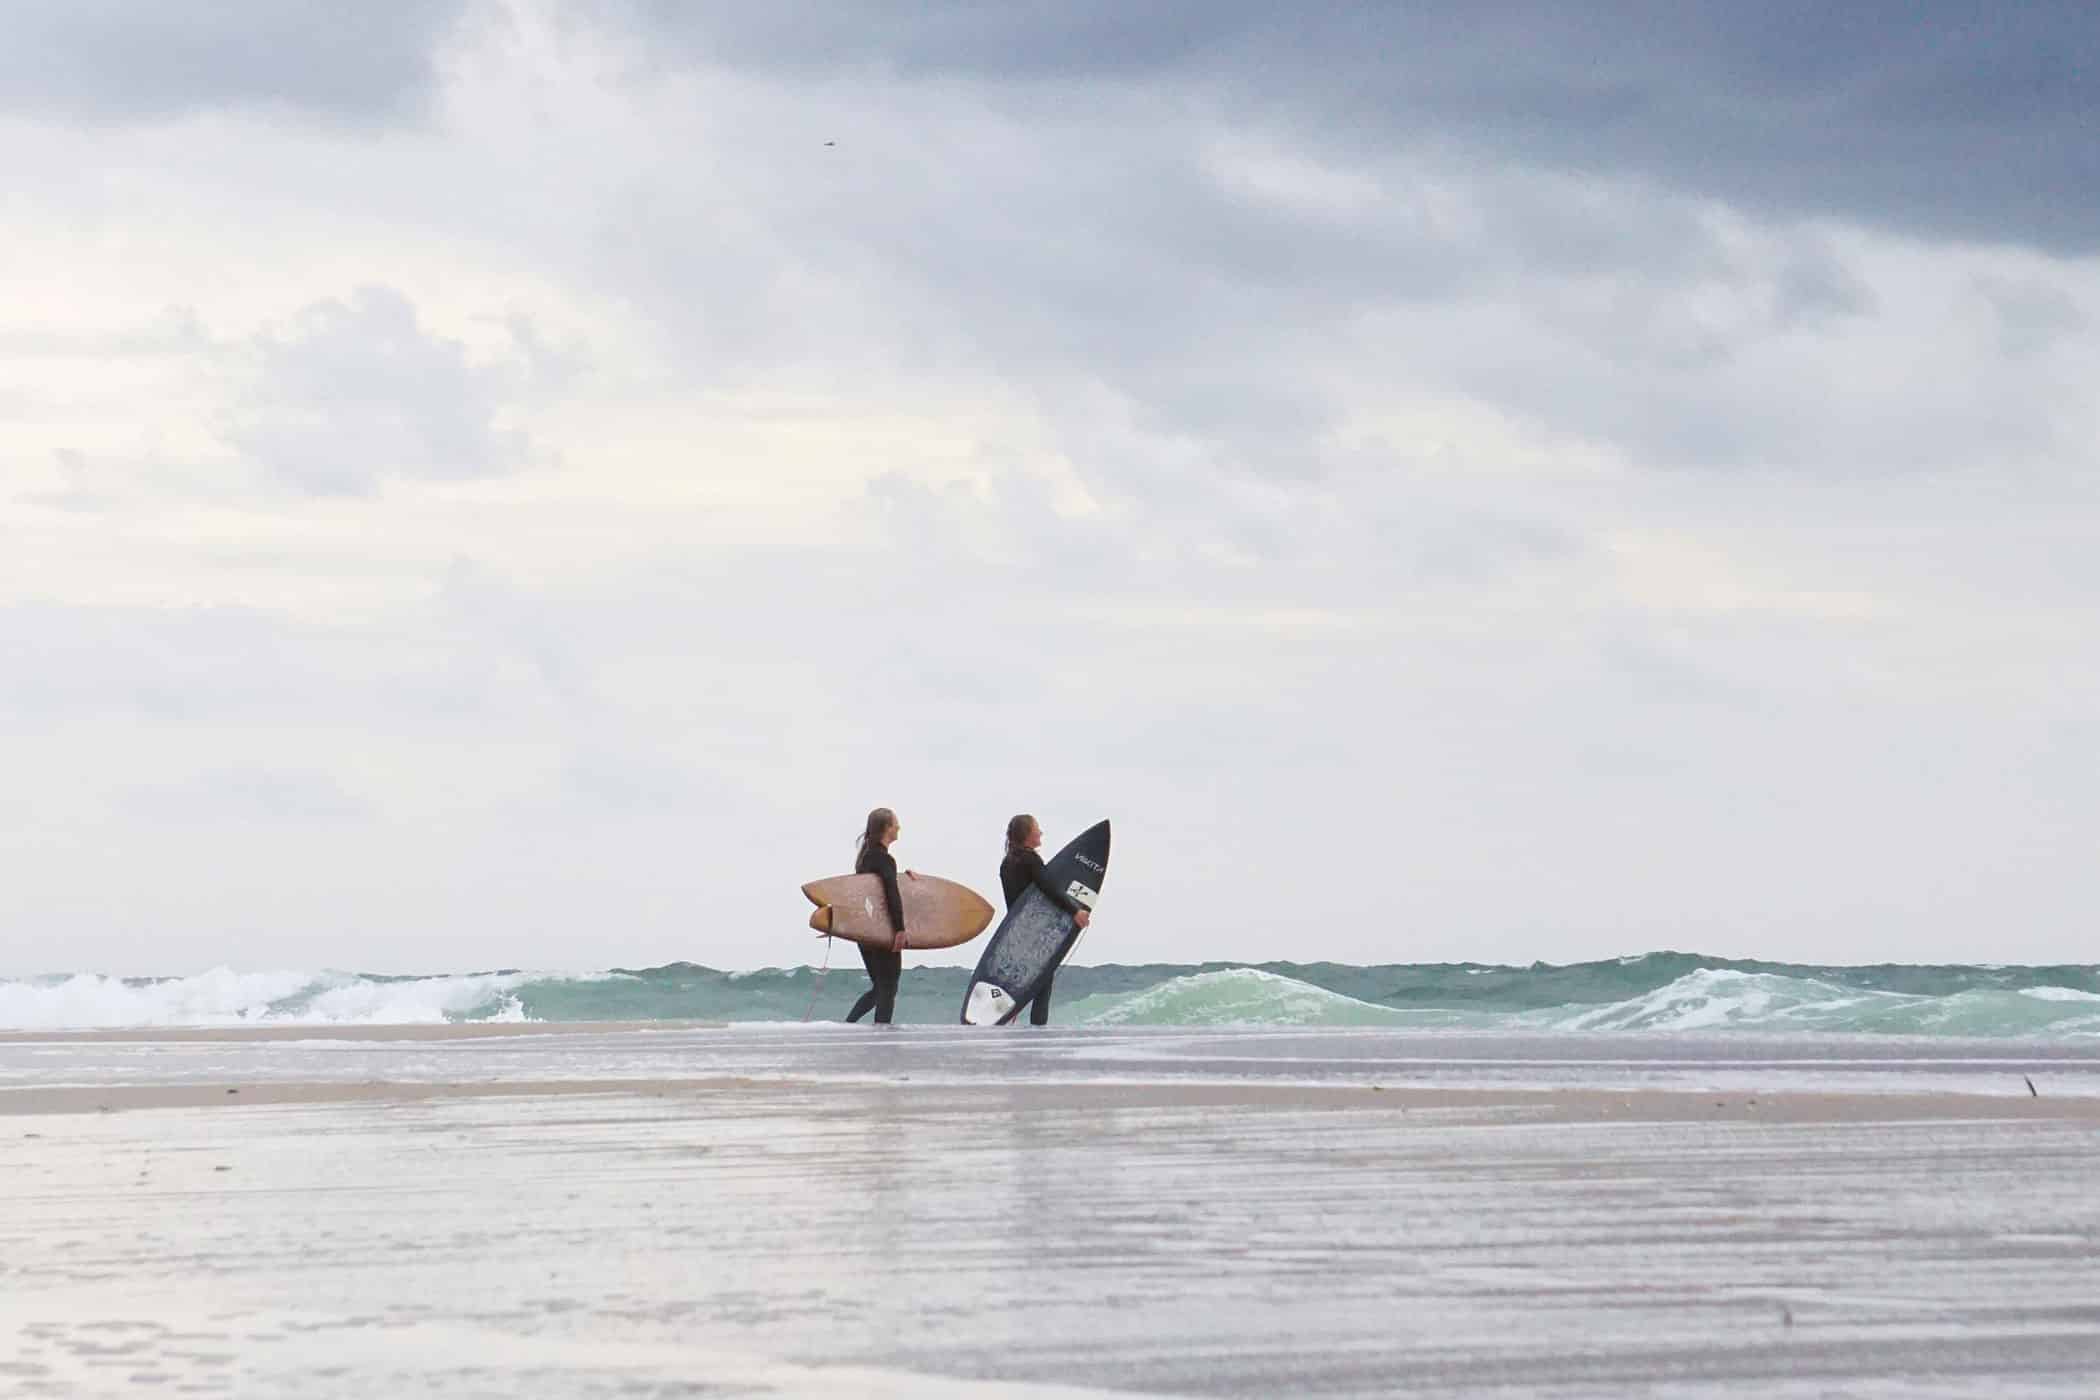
[1074,909,1091,929]
[892,929,908,952]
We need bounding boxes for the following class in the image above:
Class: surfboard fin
[809,906,835,934]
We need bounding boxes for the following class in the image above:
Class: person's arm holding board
[868,842,909,952]
[1021,845,1090,927]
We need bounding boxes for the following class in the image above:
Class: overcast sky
[3,1,2096,976]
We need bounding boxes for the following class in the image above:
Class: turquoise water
[5,951,2099,1035]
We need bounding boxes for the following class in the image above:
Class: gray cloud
[229,287,539,497]
[0,0,470,123]
[0,601,382,727]
[1977,274,2091,357]
[17,448,119,514]
[0,308,210,359]
[624,1,2100,253]
[566,24,2093,497]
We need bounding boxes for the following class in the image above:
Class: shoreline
[7,1074,2095,1122]
[0,1019,723,1044]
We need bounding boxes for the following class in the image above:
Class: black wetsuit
[999,847,1084,1026]
[845,844,905,1024]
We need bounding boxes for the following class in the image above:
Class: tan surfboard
[800,872,996,950]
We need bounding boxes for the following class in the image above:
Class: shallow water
[5,1022,2099,1099]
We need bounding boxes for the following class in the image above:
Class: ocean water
[4,951,2099,1036]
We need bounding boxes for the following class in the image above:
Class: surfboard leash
[801,933,834,1023]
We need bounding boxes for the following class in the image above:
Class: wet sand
[6,1073,2100,1125]
[5,1026,2099,1396]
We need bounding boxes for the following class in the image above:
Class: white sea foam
[0,968,318,1030]
[1530,969,2100,1037]
[1076,968,1414,1027]
[2020,986,2100,1003]
[0,967,607,1030]
[1540,969,1867,1032]
[292,973,537,1025]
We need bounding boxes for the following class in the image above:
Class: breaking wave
[3,954,2098,1036]
[1070,968,1419,1027]
[0,968,605,1030]
[1526,968,2100,1036]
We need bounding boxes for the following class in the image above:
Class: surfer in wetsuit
[845,807,909,1024]
[999,814,1091,1026]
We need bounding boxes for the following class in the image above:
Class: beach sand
[5,1025,2099,1396]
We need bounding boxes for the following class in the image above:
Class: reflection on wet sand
[4,1027,2100,1396]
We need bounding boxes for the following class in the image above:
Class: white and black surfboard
[960,820,1110,1026]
